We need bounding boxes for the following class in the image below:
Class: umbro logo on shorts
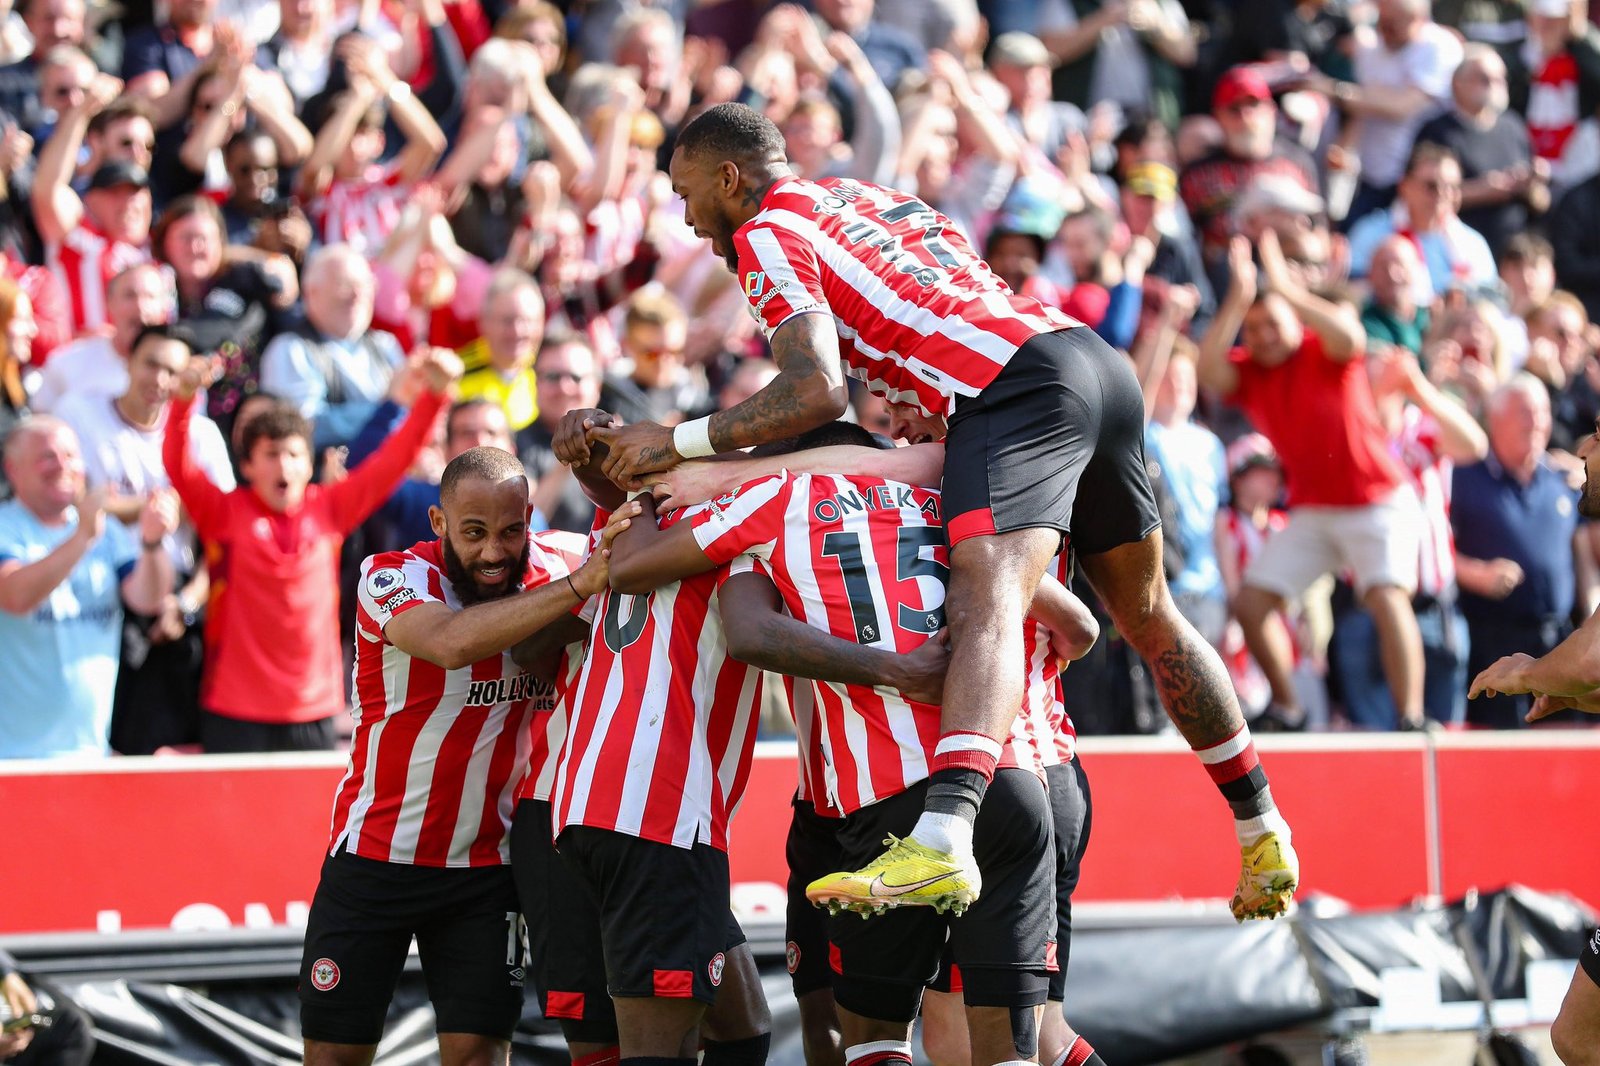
[708,952,726,987]
[310,958,340,991]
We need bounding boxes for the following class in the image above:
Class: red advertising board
[4,734,1598,936]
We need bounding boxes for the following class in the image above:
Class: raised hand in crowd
[74,484,107,547]
[138,489,180,550]
[417,346,466,395]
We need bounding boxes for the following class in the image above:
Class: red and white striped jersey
[551,506,765,852]
[329,531,584,867]
[47,220,149,333]
[733,176,1080,419]
[308,164,410,256]
[692,471,1064,815]
[1392,405,1456,598]
[514,530,594,806]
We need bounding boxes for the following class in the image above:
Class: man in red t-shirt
[1199,232,1425,729]
[164,344,462,752]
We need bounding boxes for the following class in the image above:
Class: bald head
[1453,44,1508,115]
[439,445,528,505]
[1369,234,1423,308]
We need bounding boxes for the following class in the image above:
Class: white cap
[1531,0,1571,18]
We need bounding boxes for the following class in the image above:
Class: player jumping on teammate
[557,102,1297,921]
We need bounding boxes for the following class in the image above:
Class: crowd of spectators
[1,0,1599,757]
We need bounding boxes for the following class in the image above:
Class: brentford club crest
[785,941,802,975]
[310,958,340,991]
[708,951,726,987]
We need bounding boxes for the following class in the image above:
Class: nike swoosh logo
[868,871,955,897]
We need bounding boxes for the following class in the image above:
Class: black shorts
[512,799,618,1045]
[828,769,1055,1022]
[299,849,524,1046]
[1045,758,1092,1002]
[785,796,846,997]
[1583,925,1600,987]
[557,826,736,1007]
[942,326,1161,556]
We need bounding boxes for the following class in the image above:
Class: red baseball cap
[1213,66,1273,113]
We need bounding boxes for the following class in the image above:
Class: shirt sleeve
[162,395,232,540]
[732,224,829,338]
[690,472,793,565]
[356,552,443,637]
[1414,31,1463,101]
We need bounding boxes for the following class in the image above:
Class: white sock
[1235,807,1292,848]
[910,810,974,857]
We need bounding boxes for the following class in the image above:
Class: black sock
[701,1033,771,1066]
[924,768,989,823]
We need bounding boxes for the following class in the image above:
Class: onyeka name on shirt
[465,673,553,708]
[812,485,940,525]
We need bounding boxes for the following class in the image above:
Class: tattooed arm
[709,312,849,449]
[591,312,849,483]
[719,570,948,705]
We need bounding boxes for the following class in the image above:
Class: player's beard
[442,534,531,607]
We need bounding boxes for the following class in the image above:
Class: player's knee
[1552,1009,1600,1066]
[436,1032,511,1066]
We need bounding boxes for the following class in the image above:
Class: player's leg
[700,919,772,1066]
[1079,534,1299,919]
[1040,759,1102,1066]
[299,851,416,1066]
[919,984,971,1066]
[947,770,1055,1066]
[511,799,620,1063]
[784,799,845,1066]
[1552,931,1600,1066]
[827,787,953,1066]
[558,827,726,1061]
[810,329,1097,910]
[920,528,1062,857]
[1059,326,1296,919]
[412,864,524,1066]
[797,989,845,1066]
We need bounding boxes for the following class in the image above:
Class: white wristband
[672,416,716,459]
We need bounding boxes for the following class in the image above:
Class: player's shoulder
[362,542,441,582]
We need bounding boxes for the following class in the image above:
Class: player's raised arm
[719,570,949,706]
